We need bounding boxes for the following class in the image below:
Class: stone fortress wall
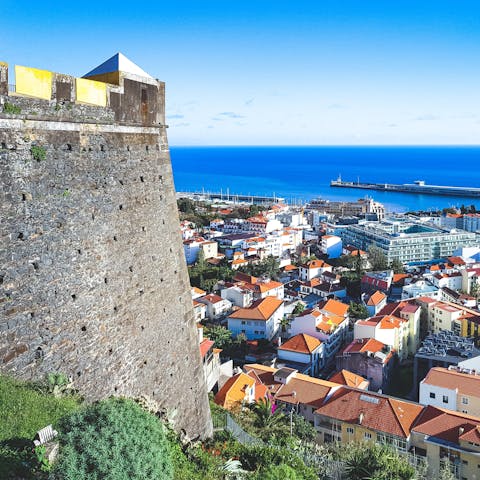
[0,58,212,439]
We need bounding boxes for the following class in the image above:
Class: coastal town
[186,194,480,479]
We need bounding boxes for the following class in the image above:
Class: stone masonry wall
[0,96,212,439]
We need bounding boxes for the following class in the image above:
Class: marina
[331,177,480,198]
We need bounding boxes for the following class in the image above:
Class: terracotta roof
[234,272,258,284]
[392,273,409,284]
[378,315,404,330]
[341,338,386,354]
[283,264,298,271]
[316,387,423,438]
[214,373,255,410]
[279,334,322,354]
[275,376,338,408]
[229,296,283,321]
[301,259,332,270]
[192,286,206,295]
[243,364,283,393]
[367,291,387,306]
[412,405,480,445]
[318,299,349,317]
[199,294,224,304]
[416,296,437,304]
[199,339,215,359]
[232,258,248,265]
[448,256,467,265]
[401,303,420,314]
[329,370,368,388]
[422,367,480,397]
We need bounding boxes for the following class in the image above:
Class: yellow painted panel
[15,65,53,100]
[75,78,107,107]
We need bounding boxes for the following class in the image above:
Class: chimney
[358,412,364,425]
[292,390,297,399]
[459,427,465,436]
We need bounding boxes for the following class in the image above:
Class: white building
[228,296,284,340]
[298,260,333,282]
[197,294,233,320]
[220,285,253,308]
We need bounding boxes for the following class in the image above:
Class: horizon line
[169,144,480,148]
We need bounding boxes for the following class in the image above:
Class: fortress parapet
[0,53,165,126]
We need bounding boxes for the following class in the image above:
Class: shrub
[257,463,302,480]
[31,145,47,161]
[52,397,173,480]
[3,102,21,114]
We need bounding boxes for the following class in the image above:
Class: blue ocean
[170,146,480,213]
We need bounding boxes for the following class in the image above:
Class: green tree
[368,244,389,271]
[348,302,369,320]
[389,258,404,274]
[177,197,196,214]
[292,302,305,315]
[342,442,415,480]
[257,464,302,480]
[203,326,233,349]
[53,398,173,480]
[251,398,286,429]
[280,316,292,333]
[291,414,316,442]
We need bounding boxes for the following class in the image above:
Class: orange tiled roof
[283,264,298,271]
[302,259,332,270]
[341,338,386,354]
[422,367,480,397]
[192,286,206,295]
[329,369,368,388]
[278,333,322,354]
[412,405,480,445]
[316,387,423,438]
[367,291,387,306]
[199,294,224,304]
[319,299,349,317]
[199,339,215,359]
[214,373,255,410]
[229,296,283,321]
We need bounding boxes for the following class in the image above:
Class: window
[346,427,354,434]
[462,397,469,405]
[364,432,372,440]
[443,395,448,404]
[429,392,436,399]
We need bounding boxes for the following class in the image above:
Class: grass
[0,375,81,479]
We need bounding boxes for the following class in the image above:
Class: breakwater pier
[331,178,480,198]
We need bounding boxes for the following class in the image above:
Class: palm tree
[251,398,285,429]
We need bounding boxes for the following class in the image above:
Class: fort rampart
[0,60,212,439]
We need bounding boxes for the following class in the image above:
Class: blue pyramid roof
[84,53,153,79]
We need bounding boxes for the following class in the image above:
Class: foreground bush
[53,397,173,480]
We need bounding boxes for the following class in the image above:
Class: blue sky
[2,1,480,145]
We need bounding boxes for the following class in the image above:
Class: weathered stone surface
[0,90,212,439]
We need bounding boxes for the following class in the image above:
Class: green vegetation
[368,244,389,271]
[0,374,423,480]
[390,258,405,274]
[341,442,416,480]
[52,397,173,480]
[203,325,248,358]
[31,145,47,161]
[0,374,81,479]
[3,102,21,114]
[348,301,369,320]
[189,256,234,291]
[238,255,281,279]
